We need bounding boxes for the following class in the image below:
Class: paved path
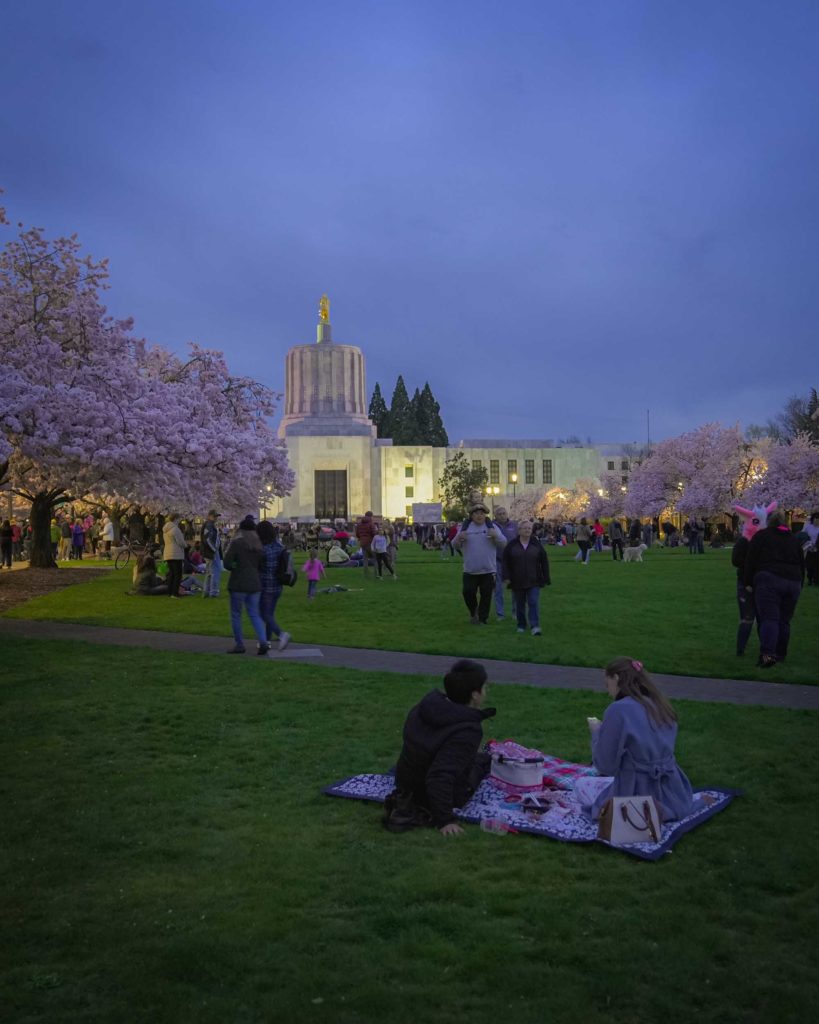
[2,618,817,710]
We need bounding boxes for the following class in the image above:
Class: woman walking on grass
[257,520,291,651]
[575,518,592,565]
[372,528,396,579]
[223,517,269,655]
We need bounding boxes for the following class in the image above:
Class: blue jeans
[259,587,283,641]
[753,571,801,660]
[307,579,317,598]
[204,555,223,596]
[513,587,541,629]
[229,591,267,647]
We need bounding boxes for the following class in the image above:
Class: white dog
[623,543,648,563]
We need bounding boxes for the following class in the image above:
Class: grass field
[1,636,817,1024]
[4,543,818,685]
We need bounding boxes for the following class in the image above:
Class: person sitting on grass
[384,659,496,837]
[327,540,363,567]
[132,554,169,596]
[574,657,696,823]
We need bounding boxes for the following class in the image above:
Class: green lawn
[5,544,818,684]
[1,637,816,1024]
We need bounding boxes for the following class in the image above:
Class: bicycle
[114,538,161,570]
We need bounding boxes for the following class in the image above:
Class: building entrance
[315,470,348,520]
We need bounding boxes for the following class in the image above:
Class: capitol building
[267,300,628,522]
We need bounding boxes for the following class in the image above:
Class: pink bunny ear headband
[631,660,643,672]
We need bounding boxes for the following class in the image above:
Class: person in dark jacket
[744,511,804,667]
[385,660,496,837]
[501,519,551,636]
[223,517,269,655]
[0,519,12,569]
[609,518,625,560]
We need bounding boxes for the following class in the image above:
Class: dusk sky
[2,0,817,446]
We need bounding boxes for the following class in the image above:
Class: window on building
[472,459,483,473]
[489,460,500,484]
[507,459,517,483]
[405,505,412,519]
[542,459,553,484]
[622,476,628,485]
[621,460,629,471]
[405,486,414,498]
[405,465,414,478]
[525,459,535,485]
[607,460,615,471]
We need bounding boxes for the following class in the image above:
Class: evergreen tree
[409,387,424,444]
[368,382,389,438]
[420,382,448,446]
[387,375,417,444]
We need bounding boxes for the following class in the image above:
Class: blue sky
[2,0,817,444]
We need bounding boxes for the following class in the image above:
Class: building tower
[278,294,376,438]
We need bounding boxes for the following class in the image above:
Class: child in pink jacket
[303,548,326,600]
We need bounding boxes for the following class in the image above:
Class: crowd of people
[4,499,815,673]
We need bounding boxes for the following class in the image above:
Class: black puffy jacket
[394,690,496,827]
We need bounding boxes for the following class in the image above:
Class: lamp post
[485,485,500,512]
[511,472,517,499]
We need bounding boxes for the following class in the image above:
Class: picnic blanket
[323,762,738,861]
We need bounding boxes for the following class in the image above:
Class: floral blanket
[323,764,738,861]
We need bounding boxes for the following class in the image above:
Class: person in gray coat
[453,501,506,625]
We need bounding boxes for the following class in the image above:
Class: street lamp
[510,472,518,499]
[485,485,500,512]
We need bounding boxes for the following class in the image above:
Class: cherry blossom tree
[743,433,819,515]
[131,342,293,515]
[585,471,627,520]
[0,222,151,564]
[624,424,765,519]
[531,479,596,522]
[1,209,293,566]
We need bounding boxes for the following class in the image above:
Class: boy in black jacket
[384,660,496,837]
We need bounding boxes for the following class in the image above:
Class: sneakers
[470,614,479,624]
[531,627,542,636]
[256,643,271,656]
[516,628,525,634]
[226,645,246,654]
[277,631,291,652]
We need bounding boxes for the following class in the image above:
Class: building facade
[269,302,627,521]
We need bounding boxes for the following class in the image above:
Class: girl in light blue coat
[577,657,695,822]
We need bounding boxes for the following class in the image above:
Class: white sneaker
[531,627,542,636]
[277,631,291,652]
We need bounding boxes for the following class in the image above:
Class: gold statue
[319,294,330,322]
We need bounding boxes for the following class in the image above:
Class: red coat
[355,517,378,547]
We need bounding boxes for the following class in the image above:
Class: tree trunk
[29,492,59,568]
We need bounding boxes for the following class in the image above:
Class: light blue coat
[589,696,695,821]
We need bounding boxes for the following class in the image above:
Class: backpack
[276,548,298,587]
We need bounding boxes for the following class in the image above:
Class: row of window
[407,461,627,483]
[473,458,552,485]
